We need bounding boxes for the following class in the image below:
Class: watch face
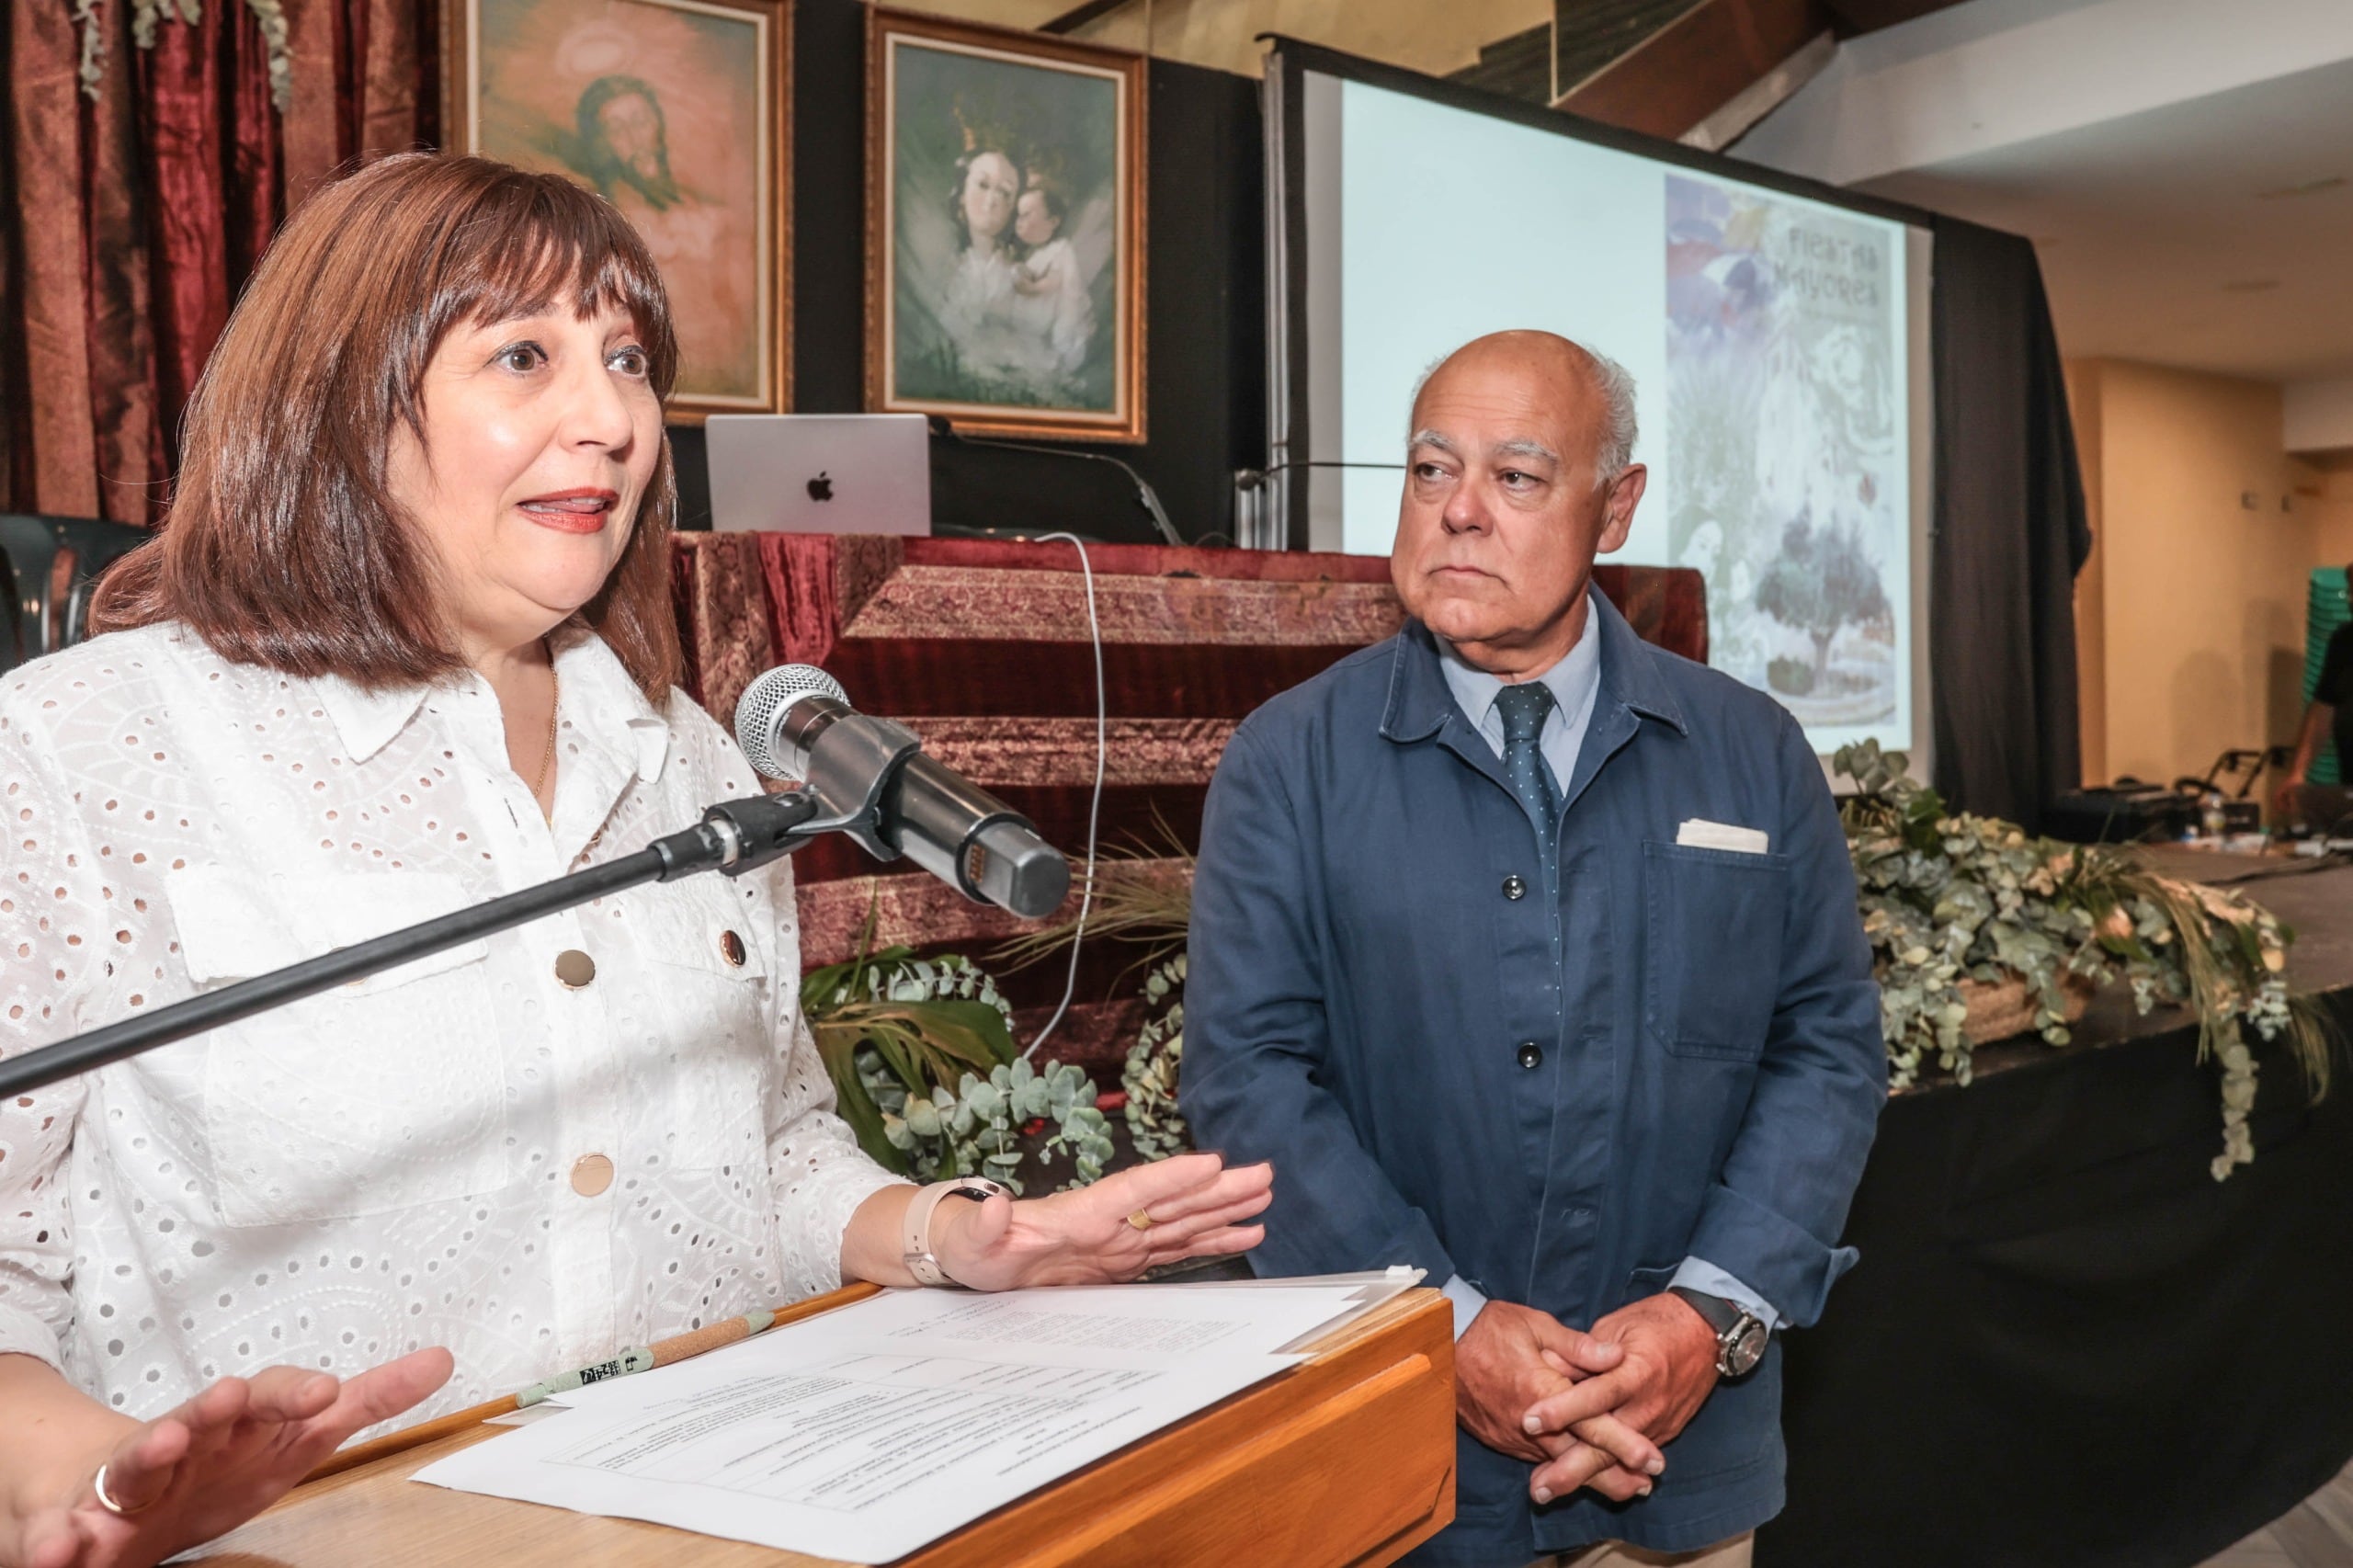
[1725,1321,1769,1377]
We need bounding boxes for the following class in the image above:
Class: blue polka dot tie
[1495,681,1559,864]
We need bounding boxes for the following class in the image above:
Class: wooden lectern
[190,1287,1457,1568]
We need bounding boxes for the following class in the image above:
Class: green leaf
[809,1027,909,1174]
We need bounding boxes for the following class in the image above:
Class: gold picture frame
[866,6,1146,443]
[442,0,792,423]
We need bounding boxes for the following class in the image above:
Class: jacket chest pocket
[610,887,772,1172]
[170,867,510,1228]
[1642,841,1790,1060]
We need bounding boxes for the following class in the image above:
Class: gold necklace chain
[530,665,560,804]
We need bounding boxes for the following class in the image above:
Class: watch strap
[1667,1285,1742,1336]
[1668,1285,1768,1379]
[901,1178,1006,1286]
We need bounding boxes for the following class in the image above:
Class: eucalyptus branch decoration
[876,1056,1116,1192]
[1837,740,2330,1178]
[801,941,1018,1171]
[1121,953,1188,1161]
[74,0,295,113]
[801,912,1113,1194]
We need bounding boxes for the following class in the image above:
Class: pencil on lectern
[517,1309,779,1407]
[303,1285,882,1484]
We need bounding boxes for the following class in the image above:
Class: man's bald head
[1390,329,1648,677]
[1408,331,1639,488]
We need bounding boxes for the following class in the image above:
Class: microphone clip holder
[646,721,921,883]
[756,714,923,872]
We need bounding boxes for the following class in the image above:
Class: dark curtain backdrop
[0,0,436,522]
[1927,216,2094,828]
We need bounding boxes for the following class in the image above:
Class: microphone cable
[1024,531,1106,1057]
[929,417,1185,548]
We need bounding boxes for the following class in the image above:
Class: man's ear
[1597,465,1647,554]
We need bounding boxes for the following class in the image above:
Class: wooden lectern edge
[909,1290,1454,1567]
[262,1280,1449,1562]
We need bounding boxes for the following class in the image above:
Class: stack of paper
[415,1273,1416,1563]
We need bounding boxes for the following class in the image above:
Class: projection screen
[1264,45,1937,762]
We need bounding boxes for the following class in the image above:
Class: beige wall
[881,0,1081,29]
[2070,358,2353,788]
[886,0,1553,80]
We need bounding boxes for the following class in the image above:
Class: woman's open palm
[935,1152,1274,1291]
[13,1348,451,1568]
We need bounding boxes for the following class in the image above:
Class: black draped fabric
[1758,990,2353,1568]
[1928,217,2094,831]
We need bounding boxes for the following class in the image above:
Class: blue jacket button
[1517,1041,1543,1069]
[1502,875,1527,901]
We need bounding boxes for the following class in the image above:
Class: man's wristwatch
[1667,1286,1770,1379]
[901,1177,1010,1286]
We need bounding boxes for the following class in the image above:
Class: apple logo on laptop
[807,472,834,503]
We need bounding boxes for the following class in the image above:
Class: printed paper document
[415,1283,1372,1562]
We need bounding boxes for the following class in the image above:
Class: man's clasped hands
[1454,1293,1724,1507]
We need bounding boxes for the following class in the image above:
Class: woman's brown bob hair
[94,153,684,700]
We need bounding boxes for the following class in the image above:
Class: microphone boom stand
[0,783,877,1101]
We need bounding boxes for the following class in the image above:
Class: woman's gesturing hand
[8,1347,452,1568]
[932,1153,1273,1291]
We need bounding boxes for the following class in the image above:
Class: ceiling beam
[1817,0,1970,34]
[1555,0,1830,141]
[1040,0,1134,34]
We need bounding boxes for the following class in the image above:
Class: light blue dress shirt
[1433,597,1782,1343]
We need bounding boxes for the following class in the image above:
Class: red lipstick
[518,487,620,535]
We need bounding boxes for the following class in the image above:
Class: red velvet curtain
[1,0,438,522]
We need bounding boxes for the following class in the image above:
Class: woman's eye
[495,344,545,374]
[609,347,650,377]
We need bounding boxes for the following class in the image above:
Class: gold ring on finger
[92,1461,151,1517]
[1127,1208,1155,1230]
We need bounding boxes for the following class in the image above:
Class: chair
[0,514,151,672]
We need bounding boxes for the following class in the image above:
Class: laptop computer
[703,414,932,535]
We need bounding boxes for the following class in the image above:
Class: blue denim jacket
[1183,593,1886,1564]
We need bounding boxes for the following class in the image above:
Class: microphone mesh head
[734,665,850,779]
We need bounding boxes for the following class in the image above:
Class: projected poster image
[1665,173,1908,747]
[1296,69,1925,756]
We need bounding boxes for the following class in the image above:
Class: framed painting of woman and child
[866,7,1146,442]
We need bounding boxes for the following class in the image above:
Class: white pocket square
[1677,819,1770,855]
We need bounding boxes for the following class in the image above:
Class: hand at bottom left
[12,1347,453,1568]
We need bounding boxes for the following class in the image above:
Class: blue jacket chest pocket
[1643,841,1790,1059]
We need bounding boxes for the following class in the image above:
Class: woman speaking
[0,154,1269,1568]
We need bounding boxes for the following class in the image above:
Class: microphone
[926,415,1185,546]
[733,666,1071,919]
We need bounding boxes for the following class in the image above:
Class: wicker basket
[1958,972,2097,1045]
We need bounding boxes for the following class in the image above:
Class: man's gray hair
[1407,337,1639,487]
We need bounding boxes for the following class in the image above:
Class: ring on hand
[1126,1208,1155,1231]
[92,1461,149,1517]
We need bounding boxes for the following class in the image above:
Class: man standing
[1184,332,1885,1567]
[2272,564,2353,833]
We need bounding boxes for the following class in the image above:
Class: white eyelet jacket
[0,623,905,1430]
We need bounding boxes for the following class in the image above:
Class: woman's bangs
[437,181,679,396]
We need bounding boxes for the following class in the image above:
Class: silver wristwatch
[901,1177,1009,1286]
[1667,1286,1769,1379]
